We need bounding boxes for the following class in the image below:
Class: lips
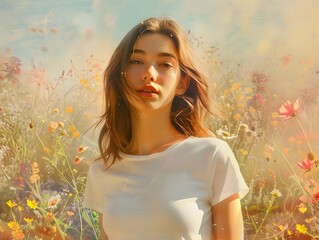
[137,85,159,95]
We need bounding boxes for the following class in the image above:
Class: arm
[211,193,244,240]
[98,213,109,240]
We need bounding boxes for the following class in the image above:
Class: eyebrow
[131,49,177,60]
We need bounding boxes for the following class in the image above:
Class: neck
[125,109,186,155]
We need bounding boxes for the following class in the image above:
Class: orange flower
[65,106,73,113]
[232,113,241,120]
[73,156,83,164]
[67,211,75,216]
[29,174,40,184]
[47,194,62,209]
[48,121,58,132]
[45,212,55,222]
[278,98,303,120]
[77,145,88,154]
[72,131,80,138]
[11,230,25,240]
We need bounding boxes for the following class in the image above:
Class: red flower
[313,192,319,201]
[278,98,303,120]
[297,158,314,171]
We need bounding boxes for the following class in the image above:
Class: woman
[84,17,249,240]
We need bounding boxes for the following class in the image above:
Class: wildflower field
[1,49,319,239]
[1,3,319,237]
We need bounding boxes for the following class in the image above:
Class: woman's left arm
[211,193,244,240]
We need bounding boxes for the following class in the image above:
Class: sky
[1,0,319,95]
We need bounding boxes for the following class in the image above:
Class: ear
[176,74,190,95]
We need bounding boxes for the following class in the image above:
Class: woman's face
[124,33,186,113]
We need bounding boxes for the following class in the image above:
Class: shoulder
[186,136,228,151]
[87,159,107,175]
[185,137,235,161]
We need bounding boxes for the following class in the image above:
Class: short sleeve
[209,140,249,206]
[83,160,105,213]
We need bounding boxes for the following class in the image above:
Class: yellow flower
[287,230,293,236]
[6,200,18,208]
[65,106,73,113]
[305,218,312,223]
[244,87,253,93]
[296,224,307,234]
[298,203,307,213]
[239,149,248,156]
[230,82,242,91]
[80,78,89,87]
[18,206,23,211]
[68,125,76,132]
[52,108,60,114]
[58,121,65,128]
[24,217,34,223]
[278,225,285,231]
[271,111,279,118]
[7,221,20,231]
[26,199,37,209]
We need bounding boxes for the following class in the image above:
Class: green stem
[295,116,313,153]
[264,135,306,194]
[251,197,275,240]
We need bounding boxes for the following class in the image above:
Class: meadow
[1,45,319,239]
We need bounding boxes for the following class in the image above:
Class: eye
[160,62,173,68]
[129,59,142,64]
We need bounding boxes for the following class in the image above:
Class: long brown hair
[97,17,221,166]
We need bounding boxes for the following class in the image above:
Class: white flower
[270,189,282,198]
[47,193,62,209]
[216,129,237,140]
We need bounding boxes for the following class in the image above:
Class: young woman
[84,17,249,240]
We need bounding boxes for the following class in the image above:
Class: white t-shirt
[83,137,249,240]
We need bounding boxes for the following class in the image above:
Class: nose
[143,65,157,82]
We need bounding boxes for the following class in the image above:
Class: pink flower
[297,158,314,171]
[248,94,266,109]
[278,98,303,119]
[4,56,22,75]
